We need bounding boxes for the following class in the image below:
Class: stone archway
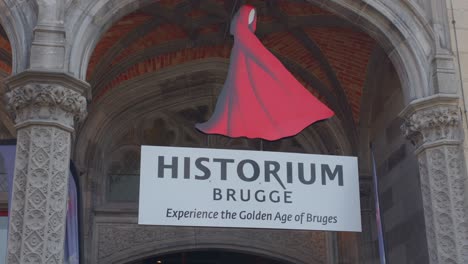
[75,58,345,263]
[0,0,35,74]
[95,226,326,264]
[0,23,14,140]
[128,249,291,264]
[3,1,466,264]
[62,1,466,264]
[0,0,34,140]
[66,0,435,103]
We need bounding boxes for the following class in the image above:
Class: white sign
[138,146,361,232]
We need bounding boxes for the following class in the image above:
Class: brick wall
[0,26,11,75]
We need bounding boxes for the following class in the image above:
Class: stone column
[4,72,88,264]
[401,94,468,264]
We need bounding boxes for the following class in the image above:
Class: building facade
[0,0,467,263]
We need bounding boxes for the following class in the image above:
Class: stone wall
[368,53,429,264]
[75,60,351,263]
[0,1,466,263]
[449,0,468,93]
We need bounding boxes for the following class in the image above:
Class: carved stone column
[4,71,88,264]
[401,94,468,264]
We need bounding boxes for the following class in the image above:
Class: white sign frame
[138,146,361,232]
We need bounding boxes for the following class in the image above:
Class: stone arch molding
[95,224,326,264]
[66,0,435,103]
[74,59,347,263]
[0,0,36,74]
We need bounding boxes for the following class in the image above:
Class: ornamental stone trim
[5,84,87,129]
[400,94,461,149]
[401,104,460,147]
[94,222,327,264]
[4,71,90,264]
[7,126,72,264]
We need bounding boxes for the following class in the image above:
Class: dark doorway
[130,250,289,264]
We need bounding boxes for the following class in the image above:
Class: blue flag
[370,145,387,264]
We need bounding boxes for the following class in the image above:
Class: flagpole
[370,142,387,264]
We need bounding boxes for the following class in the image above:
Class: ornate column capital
[400,94,461,151]
[3,70,90,131]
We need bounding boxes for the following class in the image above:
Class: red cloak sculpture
[196,5,334,141]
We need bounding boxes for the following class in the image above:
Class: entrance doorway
[130,250,288,264]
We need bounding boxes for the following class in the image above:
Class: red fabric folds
[196,5,334,141]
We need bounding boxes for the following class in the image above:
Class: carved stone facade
[401,100,460,148]
[4,72,88,264]
[94,223,328,264]
[76,68,342,262]
[0,0,467,263]
[5,84,87,127]
[401,95,468,264]
[7,126,71,263]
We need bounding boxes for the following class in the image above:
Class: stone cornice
[399,94,459,116]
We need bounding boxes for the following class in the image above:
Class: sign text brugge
[138,146,362,232]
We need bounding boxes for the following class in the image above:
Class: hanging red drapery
[196,5,334,141]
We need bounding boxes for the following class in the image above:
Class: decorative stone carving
[401,104,460,147]
[5,83,87,128]
[95,223,327,264]
[83,100,332,263]
[7,126,71,264]
[5,72,89,264]
[401,96,468,264]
